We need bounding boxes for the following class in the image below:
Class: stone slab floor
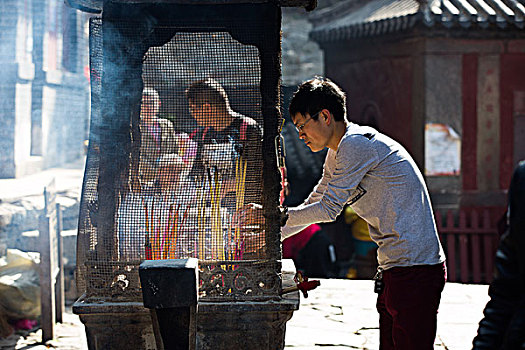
[0,280,489,350]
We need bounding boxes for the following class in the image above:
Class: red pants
[376,263,446,350]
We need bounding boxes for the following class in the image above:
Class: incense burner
[69,0,315,348]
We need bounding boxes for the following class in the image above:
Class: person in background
[119,88,194,260]
[185,78,263,210]
[282,223,337,278]
[472,161,525,349]
[118,153,186,260]
[344,206,377,279]
[185,78,264,257]
[243,76,446,349]
[138,87,179,190]
[281,168,337,278]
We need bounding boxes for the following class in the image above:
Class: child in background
[344,206,377,279]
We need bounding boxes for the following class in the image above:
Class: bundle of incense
[154,203,190,260]
[142,197,190,261]
[143,198,152,260]
[207,169,216,259]
[151,197,164,260]
[175,206,190,258]
[227,224,234,261]
[155,202,161,260]
[168,204,178,259]
[163,203,176,260]
[197,189,206,259]
[209,169,224,261]
[234,156,248,261]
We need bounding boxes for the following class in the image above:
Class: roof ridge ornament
[415,0,437,26]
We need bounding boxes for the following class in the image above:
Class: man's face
[189,101,211,127]
[292,111,329,152]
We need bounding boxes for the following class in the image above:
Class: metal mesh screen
[121,31,264,263]
[77,5,283,302]
[75,17,102,297]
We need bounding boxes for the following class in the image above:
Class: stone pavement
[0,280,489,349]
[285,279,489,350]
[0,307,88,350]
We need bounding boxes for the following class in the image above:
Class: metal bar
[470,210,481,283]
[39,214,56,342]
[444,210,457,281]
[458,211,469,282]
[482,210,496,283]
[55,203,65,323]
[459,234,469,282]
[446,234,457,281]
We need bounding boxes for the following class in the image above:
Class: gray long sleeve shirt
[283,123,445,270]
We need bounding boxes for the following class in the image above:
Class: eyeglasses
[189,103,200,111]
[295,111,320,133]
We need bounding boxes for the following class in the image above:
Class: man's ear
[322,109,331,125]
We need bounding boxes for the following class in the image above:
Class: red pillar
[462,54,478,191]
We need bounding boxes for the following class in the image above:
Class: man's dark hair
[289,77,347,122]
[185,78,230,110]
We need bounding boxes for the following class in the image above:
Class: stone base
[74,295,299,350]
[74,260,300,350]
[73,296,157,350]
[197,297,298,350]
[194,260,300,350]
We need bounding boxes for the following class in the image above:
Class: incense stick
[198,189,206,260]
[234,157,247,261]
[143,198,152,260]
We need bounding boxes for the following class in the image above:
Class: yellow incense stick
[233,157,247,260]
[198,192,206,259]
[216,171,224,261]
[165,204,174,259]
[209,175,216,259]
[143,200,150,238]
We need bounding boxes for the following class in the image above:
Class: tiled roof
[66,0,316,13]
[310,0,525,42]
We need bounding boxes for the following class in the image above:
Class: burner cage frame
[76,2,290,303]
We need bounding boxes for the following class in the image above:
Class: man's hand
[233,203,265,227]
[229,203,266,255]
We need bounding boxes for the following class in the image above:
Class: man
[138,87,179,190]
[472,161,525,349]
[246,77,446,349]
[185,78,263,210]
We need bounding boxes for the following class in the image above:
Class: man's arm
[286,135,379,228]
[159,118,178,155]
